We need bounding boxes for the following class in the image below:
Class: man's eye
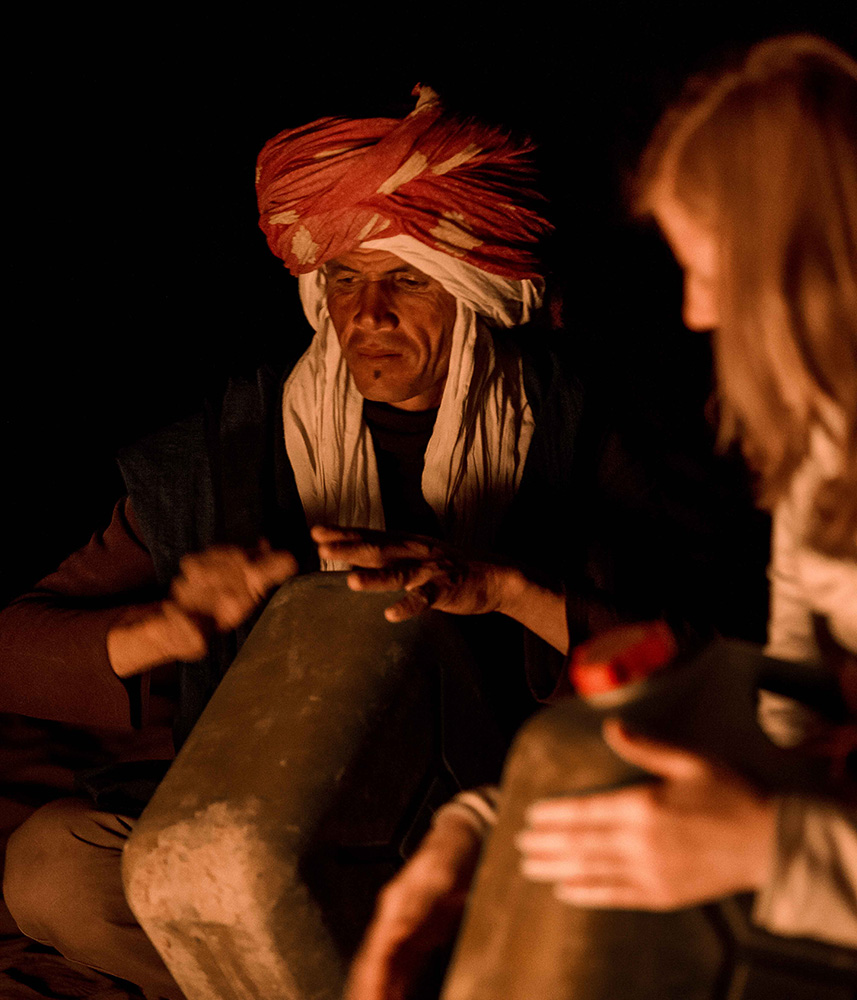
[395,274,428,289]
[330,274,359,288]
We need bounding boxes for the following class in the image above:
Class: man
[1,86,595,998]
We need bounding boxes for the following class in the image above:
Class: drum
[123,572,507,1000]
[441,638,857,999]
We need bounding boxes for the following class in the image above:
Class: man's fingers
[171,544,297,630]
[315,528,501,619]
[170,577,248,631]
[312,524,439,548]
[311,524,362,544]
[376,572,450,622]
[319,540,434,567]
[108,544,296,677]
[177,543,296,594]
[384,591,432,622]
[245,548,299,591]
[347,567,446,623]
[348,568,411,591]
[312,524,441,567]
[347,563,437,592]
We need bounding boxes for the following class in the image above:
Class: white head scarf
[283,234,540,569]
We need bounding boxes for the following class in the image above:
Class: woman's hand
[345,812,483,1000]
[516,719,777,910]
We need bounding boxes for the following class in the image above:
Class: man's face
[325,249,457,411]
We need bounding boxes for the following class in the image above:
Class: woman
[518,31,857,944]
[317,33,857,997]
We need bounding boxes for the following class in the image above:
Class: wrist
[107,604,162,678]
[107,601,204,678]
[423,810,485,884]
[742,793,779,892]
[433,786,500,839]
[496,565,528,619]
[431,809,485,842]
[496,568,569,654]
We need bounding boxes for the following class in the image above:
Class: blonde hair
[637,35,857,558]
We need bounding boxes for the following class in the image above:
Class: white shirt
[755,418,857,948]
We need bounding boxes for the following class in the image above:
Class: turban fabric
[256,88,552,279]
[259,90,549,560]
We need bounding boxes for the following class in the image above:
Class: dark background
[4,5,855,629]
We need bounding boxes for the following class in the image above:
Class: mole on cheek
[373,369,381,380]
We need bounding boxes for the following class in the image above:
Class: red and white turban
[256,87,551,280]
[263,89,550,558]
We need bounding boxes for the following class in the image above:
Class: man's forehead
[325,248,428,277]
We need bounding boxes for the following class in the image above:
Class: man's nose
[353,280,397,330]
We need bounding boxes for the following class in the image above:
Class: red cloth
[256,91,552,279]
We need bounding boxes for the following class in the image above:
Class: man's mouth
[354,349,401,359]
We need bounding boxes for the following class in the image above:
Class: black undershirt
[362,400,441,538]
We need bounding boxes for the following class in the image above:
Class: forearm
[0,597,139,727]
[107,601,204,679]
[345,789,487,1000]
[423,808,487,876]
[498,568,569,655]
[0,497,162,726]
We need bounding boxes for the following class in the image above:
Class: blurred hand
[345,812,483,1000]
[107,542,298,677]
[311,525,511,623]
[516,719,777,910]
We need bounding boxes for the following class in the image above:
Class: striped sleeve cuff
[432,785,501,838]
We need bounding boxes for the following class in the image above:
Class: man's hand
[515,719,777,910]
[312,525,569,652]
[345,812,483,1000]
[312,525,511,622]
[107,542,298,677]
